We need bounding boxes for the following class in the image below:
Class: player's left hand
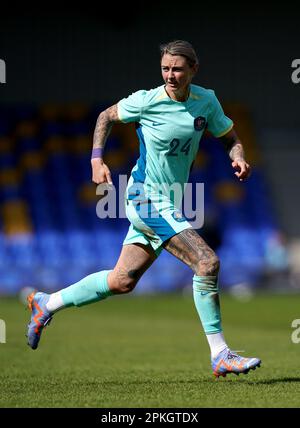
[231,159,251,181]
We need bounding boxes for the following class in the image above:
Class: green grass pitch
[0,292,300,408]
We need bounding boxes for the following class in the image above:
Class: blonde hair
[160,40,198,67]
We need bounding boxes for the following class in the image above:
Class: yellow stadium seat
[223,102,260,164]
[0,137,15,153]
[0,168,21,187]
[110,122,139,154]
[192,152,209,170]
[103,149,127,170]
[64,103,90,121]
[39,104,64,121]
[69,136,92,154]
[214,180,245,203]
[1,199,33,235]
[78,183,98,205]
[44,137,66,154]
[20,151,45,170]
[15,120,39,138]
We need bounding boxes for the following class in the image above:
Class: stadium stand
[0,103,287,295]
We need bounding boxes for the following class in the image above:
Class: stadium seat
[0,102,283,295]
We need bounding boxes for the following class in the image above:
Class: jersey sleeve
[207,90,233,137]
[117,90,146,123]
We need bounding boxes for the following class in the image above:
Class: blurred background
[0,2,299,297]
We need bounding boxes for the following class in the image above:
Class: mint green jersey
[118,84,233,203]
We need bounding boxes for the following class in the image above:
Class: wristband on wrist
[91,148,103,159]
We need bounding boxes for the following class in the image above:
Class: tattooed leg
[108,243,157,294]
[163,228,220,276]
[164,228,224,337]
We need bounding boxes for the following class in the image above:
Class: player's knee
[194,253,220,276]
[118,278,137,294]
[109,270,139,294]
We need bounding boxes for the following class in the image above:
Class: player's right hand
[91,159,113,185]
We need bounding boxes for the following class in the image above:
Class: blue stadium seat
[0,153,15,168]
[64,121,91,137]
[42,122,64,137]
[0,107,284,295]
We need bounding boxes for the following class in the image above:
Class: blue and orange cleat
[26,292,53,350]
[212,348,261,378]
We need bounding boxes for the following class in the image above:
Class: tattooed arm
[218,128,251,181]
[93,104,120,151]
[91,104,121,184]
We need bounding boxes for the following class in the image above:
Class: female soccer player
[27,40,261,378]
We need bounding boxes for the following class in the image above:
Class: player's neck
[164,85,190,102]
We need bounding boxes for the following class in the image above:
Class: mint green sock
[61,270,113,307]
[192,275,222,334]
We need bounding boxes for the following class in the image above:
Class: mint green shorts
[123,197,193,257]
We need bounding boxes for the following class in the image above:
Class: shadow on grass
[244,377,300,385]
[18,374,300,390]
[97,376,300,387]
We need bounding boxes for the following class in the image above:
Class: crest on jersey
[172,210,186,222]
[194,116,206,131]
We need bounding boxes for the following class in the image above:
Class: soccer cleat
[26,292,53,350]
[212,348,261,378]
